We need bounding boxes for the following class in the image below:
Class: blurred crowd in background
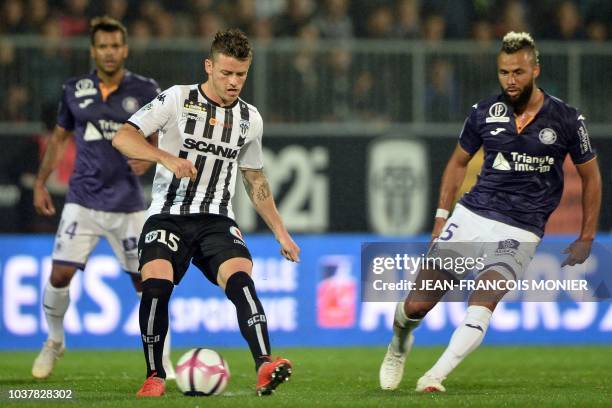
[1,0,611,42]
[0,0,611,233]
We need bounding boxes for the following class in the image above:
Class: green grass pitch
[0,346,610,407]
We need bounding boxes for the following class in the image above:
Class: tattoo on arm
[242,170,272,204]
[255,179,271,202]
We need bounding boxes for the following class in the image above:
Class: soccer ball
[175,348,230,396]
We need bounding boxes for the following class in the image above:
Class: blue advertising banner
[1,235,611,350]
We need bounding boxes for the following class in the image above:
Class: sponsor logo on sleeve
[578,124,592,154]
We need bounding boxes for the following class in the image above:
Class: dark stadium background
[0,1,610,405]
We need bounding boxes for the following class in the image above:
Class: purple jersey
[57,70,160,212]
[458,91,596,237]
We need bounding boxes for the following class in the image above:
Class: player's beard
[501,81,534,111]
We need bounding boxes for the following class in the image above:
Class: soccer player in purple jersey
[379,32,601,392]
[31,16,175,380]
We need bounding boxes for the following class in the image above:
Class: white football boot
[379,333,414,390]
[415,373,446,393]
[32,339,65,379]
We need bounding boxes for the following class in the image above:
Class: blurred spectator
[130,19,154,43]
[28,20,70,115]
[365,6,394,38]
[313,0,354,40]
[1,0,28,34]
[0,84,30,122]
[586,20,608,42]
[472,20,494,45]
[553,0,586,40]
[139,0,164,26]
[423,13,446,42]
[58,0,90,37]
[0,39,18,116]
[196,11,225,39]
[254,0,286,20]
[393,0,421,39]
[103,0,129,24]
[320,47,353,121]
[27,0,51,33]
[0,133,40,232]
[353,70,391,123]
[127,19,153,68]
[425,58,459,121]
[151,10,177,38]
[270,23,322,122]
[251,17,274,42]
[495,0,530,38]
[227,0,256,34]
[274,0,315,37]
[188,0,217,14]
[424,0,474,39]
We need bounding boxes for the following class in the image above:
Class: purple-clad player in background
[379,32,602,393]
[31,16,174,380]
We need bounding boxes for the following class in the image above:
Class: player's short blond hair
[500,31,540,64]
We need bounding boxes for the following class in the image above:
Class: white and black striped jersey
[127,84,264,219]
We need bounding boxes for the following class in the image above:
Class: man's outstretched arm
[241,168,300,262]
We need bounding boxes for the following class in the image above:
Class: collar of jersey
[89,69,132,88]
[198,83,239,109]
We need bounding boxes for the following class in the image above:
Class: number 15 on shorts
[144,229,180,252]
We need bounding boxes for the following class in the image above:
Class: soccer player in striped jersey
[113,29,300,397]
[379,32,601,393]
[31,16,175,381]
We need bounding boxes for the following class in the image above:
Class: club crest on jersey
[486,102,510,123]
[538,128,557,145]
[74,78,98,98]
[122,97,140,113]
[239,119,250,137]
[144,230,158,243]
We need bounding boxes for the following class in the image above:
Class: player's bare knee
[49,264,78,288]
[217,258,253,289]
[404,301,434,320]
[141,259,173,282]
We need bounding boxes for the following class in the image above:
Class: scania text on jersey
[183,138,239,159]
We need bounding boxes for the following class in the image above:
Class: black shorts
[138,213,252,285]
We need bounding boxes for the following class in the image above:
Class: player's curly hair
[90,16,127,45]
[210,29,252,60]
[500,31,540,64]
